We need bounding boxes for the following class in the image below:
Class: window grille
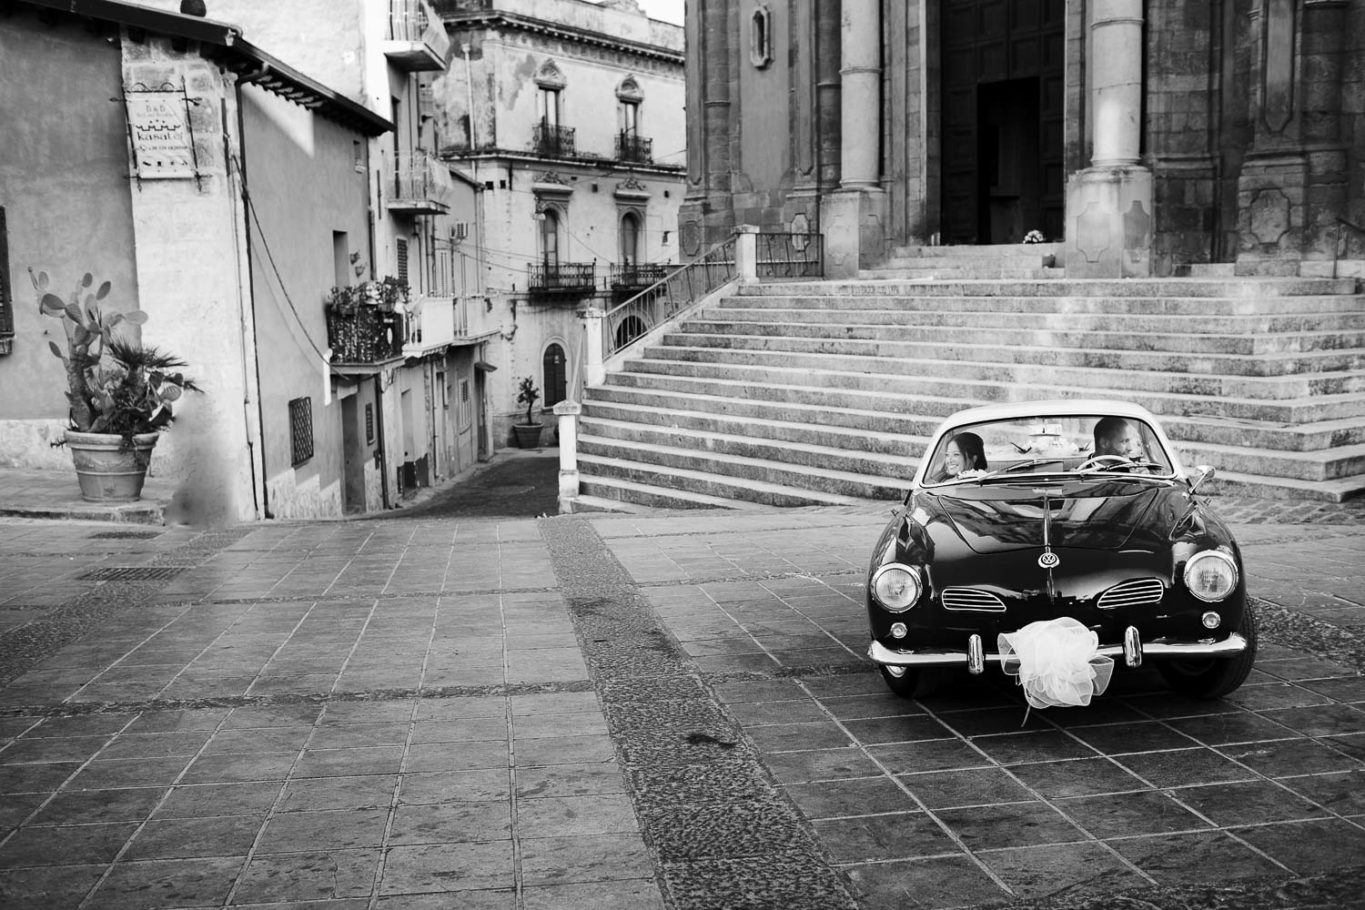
[396,238,409,283]
[289,396,314,466]
[366,403,375,444]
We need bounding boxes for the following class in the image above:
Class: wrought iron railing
[529,261,596,293]
[603,238,737,360]
[326,308,407,364]
[609,262,671,289]
[615,131,653,164]
[756,231,824,278]
[533,122,576,157]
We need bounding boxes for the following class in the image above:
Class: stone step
[740,277,1359,298]
[888,242,1063,259]
[574,476,772,512]
[579,400,927,456]
[861,267,1066,280]
[627,354,1365,408]
[1169,439,1365,483]
[586,387,1365,454]
[1200,469,1365,502]
[702,306,1365,335]
[579,416,916,480]
[679,318,1365,356]
[578,436,904,501]
[577,451,871,507]
[606,368,1365,425]
[721,293,1365,316]
[661,331,1365,377]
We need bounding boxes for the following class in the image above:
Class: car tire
[879,666,942,699]
[1156,606,1257,699]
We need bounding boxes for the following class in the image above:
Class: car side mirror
[1189,464,1216,493]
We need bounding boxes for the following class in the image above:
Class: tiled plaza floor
[1,496,1363,908]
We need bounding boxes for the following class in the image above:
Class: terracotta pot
[64,430,160,502]
[512,423,543,448]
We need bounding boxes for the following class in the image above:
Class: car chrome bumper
[869,627,1249,674]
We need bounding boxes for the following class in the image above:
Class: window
[750,6,772,68]
[458,379,472,430]
[537,87,561,129]
[289,396,314,466]
[396,238,409,283]
[543,343,567,407]
[620,212,640,266]
[619,99,638,136]
[365,402,374,444]
[539,208,560,266]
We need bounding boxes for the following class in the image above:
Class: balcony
[403,295,474,355]
[387,150,453,216]
[609,262,670,290]
[528,262,596,295]
[533,122,576,157]
[326,307,407,366]
[614,131,653,164]
[384,0,450,72]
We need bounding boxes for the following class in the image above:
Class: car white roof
[936,399,1163,427]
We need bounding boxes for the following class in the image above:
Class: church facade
[679,0,1365,278]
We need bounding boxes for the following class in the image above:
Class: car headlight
[871,564,922,612]
[1183,550,1238,602]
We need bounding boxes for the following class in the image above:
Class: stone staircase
[575,247,1365,509]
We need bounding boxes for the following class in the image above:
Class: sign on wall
[120,81,202,182]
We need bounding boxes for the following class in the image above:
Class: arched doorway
[614,315,648,350]
[940,0,1065,244]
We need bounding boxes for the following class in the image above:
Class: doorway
[341,395,365,514]
[940,0,1064,244]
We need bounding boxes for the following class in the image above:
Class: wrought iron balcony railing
[528,261,596,294]
[533,122,576,157]
[326,308,407,364]
[609,262,670,289]
[614,131,653,164]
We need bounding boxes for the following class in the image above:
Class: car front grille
[1097,577,1165,610]
[940,587,1007,612]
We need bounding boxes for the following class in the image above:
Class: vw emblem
[1038,552,1061,569]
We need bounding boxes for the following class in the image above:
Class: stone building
[680,0,1365,279]
[429,0,686,443]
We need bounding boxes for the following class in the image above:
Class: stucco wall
[0,11,139,430]
[240,85,373,520]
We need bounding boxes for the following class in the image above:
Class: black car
[866,400,1255,702]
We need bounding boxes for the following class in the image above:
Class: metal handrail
[602,237,737,362]
[1335,217,1365,280]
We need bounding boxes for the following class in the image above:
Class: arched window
[619,212,641,266]
[750,6,772,68]
[539,208,560,266]
[543,343,567,407]
[614,315,648,350]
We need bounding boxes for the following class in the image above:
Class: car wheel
[879,666,941,699]
[1156,606,1258,699]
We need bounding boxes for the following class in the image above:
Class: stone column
[580,304,605,387]
[1064,0,1153,278]
[678,0,733,261]
[553,400,580,513]
[820,0,886,277]
[735,225,758,283]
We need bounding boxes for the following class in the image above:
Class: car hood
[917,480,1176,555]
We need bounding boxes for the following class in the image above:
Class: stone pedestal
[820,188,886,278]
[1064,166,1153,278]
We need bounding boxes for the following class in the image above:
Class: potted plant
[32,269,200,502]
[512,375,543,448]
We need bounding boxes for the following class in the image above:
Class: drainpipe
[234,78,271,520]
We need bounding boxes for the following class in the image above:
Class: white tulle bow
[998,617,1115,710]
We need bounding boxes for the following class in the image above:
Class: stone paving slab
[1,494,1363,909]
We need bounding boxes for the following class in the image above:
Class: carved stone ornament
[535,60,567,90]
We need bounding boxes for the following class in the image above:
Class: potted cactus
[32,269,200,502]
[511,375,543,448]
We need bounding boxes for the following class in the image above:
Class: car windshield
[922,414,1175,485]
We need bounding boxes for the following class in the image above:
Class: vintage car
[866,399,1256,701]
